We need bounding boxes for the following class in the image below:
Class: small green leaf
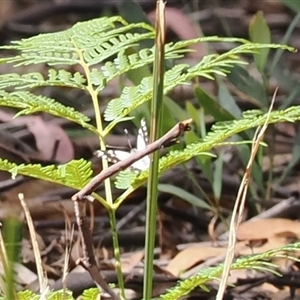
[212,152,224,200]
[249,11,271,72]
[158,184,213,211]
[165,96,189,120]
[185,101,200,128]
[217,79,242,118]
[194,86,236,121]
[227,65,267,106]
[279,0,300,12]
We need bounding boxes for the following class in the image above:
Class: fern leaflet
[0,90,98,134]
[0,69,87,90]
[0,159,92,190]
[0,17,154,67]
[104,42,293,122]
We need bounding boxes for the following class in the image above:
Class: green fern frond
[104,42,294,122]
[90,37,197,91]
[98,37,292,95]
[104,64,188,122]
[0,290,75,300]
[46,290,74,300]
[88,38,246,93]
[161,105,300,172]
[0,17,154,67]
[104,75,153,122]
[0,69,87,90]
[0,159,92,190]
[159,242,300,300]
[115,106,300,190]
[82,30,155,67]
[188,42,292,77]
[81,288,101,300]
[115,169,138,190]
[1,18,292,102]
[0,90,98,134]
[13,290,38,300]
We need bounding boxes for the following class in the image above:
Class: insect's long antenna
[124,129,133,149]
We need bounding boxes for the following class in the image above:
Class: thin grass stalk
[216,91,277,300]
[143,1,166,299]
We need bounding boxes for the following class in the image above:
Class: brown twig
[72,118,192,202]
[73,200,119,299]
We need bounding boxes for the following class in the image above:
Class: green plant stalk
[143,2,166,299]
[76,48,125,295]
[2,219,21,300]
[108,209,126,300]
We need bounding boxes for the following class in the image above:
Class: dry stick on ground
[71,118,192,299]
[216,90,277,300]
[18,193,49,296]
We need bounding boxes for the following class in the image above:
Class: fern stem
[73,44,113,206]
[108,209,126,299]
[87,66,126,297]
[91,91,114,206]
[75,45,125,296]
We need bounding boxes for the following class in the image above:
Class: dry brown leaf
[27,116,74,162]
[226,268,249,284]
[275,123,296,137]
[271,287,300,300]
[165,245,226,276]
[121,251,144,273]
[260,283,280,293]
[239,235,295,256]
[0,111,74,162]
[237,218,300,241]
[0,1,16,28]
[13,262,38,286]
[282,175,300,192]
[262,153,292,172]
